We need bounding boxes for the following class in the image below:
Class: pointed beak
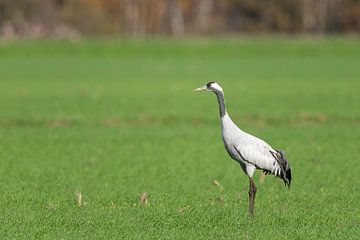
[193,85,207,92]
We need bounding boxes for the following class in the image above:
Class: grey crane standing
[194,82,292,216]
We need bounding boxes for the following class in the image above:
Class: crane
[194,82,292,216]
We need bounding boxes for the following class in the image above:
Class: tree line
[0,0,359,39]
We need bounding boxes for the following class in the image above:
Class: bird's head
[193,82,223,93]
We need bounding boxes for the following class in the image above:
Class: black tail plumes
[276,150,292,188]
[269,150,292,188]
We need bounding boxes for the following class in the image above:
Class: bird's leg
[248,177,257,216]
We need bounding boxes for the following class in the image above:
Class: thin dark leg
[248,177,257,216]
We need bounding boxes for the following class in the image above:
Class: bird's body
[222,113,287,179]
[194,82,292,216]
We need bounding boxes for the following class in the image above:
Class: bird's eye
[207,82,214,88]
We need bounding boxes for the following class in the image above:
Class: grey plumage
[194,82,292,216]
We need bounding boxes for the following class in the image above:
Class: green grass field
[0,38,359,239]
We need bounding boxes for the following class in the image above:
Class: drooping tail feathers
[268,150,292,188]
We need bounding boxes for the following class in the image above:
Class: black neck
[214,91,226,118]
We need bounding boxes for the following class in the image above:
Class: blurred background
[0,0,359,40]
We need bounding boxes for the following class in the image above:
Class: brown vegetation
[0,0,359,38]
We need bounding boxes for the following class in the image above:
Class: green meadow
[0,38,359,239]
